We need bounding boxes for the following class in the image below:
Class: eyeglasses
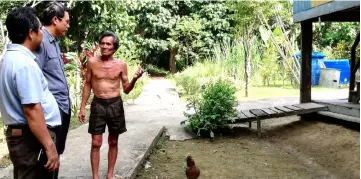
[57,17,70,24]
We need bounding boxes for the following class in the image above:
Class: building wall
[293,0,359,22]
[293,0,333,15]
[311,0,333,8]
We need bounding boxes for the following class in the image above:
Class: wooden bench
[231,102,328,138]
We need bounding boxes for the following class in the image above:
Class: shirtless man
[78,31,144,179]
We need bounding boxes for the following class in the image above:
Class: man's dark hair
[5,7,40,44]
[41,2,69,26]
[99,31,119,51]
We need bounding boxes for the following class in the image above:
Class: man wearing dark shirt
[34,3,71,177]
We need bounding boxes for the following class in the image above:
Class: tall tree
[129,1,234,72]
[229,1,277,97]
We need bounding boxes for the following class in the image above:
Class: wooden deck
[232,102,328,137]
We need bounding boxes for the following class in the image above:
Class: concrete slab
[314,99,360,118]
[317,111,360,123]
[315,99,360,109]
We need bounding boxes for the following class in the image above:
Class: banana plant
[64,52,83,115]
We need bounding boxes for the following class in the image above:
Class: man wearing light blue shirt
[0,7,61,179]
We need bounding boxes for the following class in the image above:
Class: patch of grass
[177,84,341,102]
[0,154,10,169]
[237,86,339,100]
[237,86,298,100]
[153,133,167,151]
[69,110,90,130]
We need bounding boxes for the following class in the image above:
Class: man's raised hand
[134,65,144,79]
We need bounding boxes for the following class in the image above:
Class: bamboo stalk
[0,20,4,44]
[258,14,300,84]
[274,10,301,72]
[275,14,300,78]
[31,0,43,8]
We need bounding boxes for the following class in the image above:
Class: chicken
[186,155,200,179]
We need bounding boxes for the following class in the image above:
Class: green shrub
[181,78,238,139]
[174,74,201,96]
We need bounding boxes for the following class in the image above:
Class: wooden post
[349,33,360,102]
[257,119,261,138]
[169,48,176,74]
[248,121,252,129]
[300,21,313,103]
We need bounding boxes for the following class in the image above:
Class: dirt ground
[136,116,360,179]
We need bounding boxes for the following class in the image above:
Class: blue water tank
[322,59,350,85]
[295,52,326,86]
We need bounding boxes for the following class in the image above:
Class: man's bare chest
[93,66,122,80]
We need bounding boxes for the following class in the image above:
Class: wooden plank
[260,108,277,115]
[300,21,312,103]
[275,106,294,113]
[294,102,328,115]
[294,102,327,110]
[241,110,256,118]
[269,107,286,116]
[229,102,329,136]
[249,109,268,117]
[230,111,248,123]
[268,107,287,117]
[260,108,279,119]
[284,105,302,111]
[291,104,305,110]
[238,111,247,119]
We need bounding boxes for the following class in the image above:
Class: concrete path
[0,78,195,179]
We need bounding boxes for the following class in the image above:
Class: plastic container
[295,51,326,86]
[322,59,350,85]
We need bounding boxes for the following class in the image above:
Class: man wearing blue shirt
[0,7,61,179]
[34,2,71,158]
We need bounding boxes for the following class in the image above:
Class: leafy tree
[313,22,360,59]
[170,1,234,70]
